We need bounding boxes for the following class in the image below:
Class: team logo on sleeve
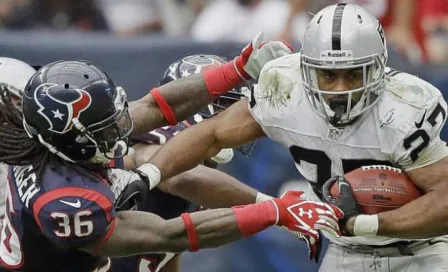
[35,83,92,134]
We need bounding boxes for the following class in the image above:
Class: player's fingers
[251,32,264,53]
[330,205,345,219]
[320,202,344,219]
[269,41,293,56]
[275,39,294,52]
[316,223,342,238]
[316,202,343,218]
[296,225,319,237]
[321,177,339,203]
[315,218,341,237]
[302,232,319,245]
[316,214,339,230]
[314,201,335,211]
[338,178,353,195]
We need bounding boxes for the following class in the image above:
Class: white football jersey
[250,53,448,246]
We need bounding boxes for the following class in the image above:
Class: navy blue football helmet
[22,60,133,163]
[159,54,255,155]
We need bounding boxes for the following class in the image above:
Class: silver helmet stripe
[332,3,346,50]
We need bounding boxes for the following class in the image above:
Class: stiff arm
[127,143,259,208]
[82,209,244,257]
[149,100,266,180]
[129,74,212,136]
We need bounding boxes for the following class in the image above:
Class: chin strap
[36,134,76,163]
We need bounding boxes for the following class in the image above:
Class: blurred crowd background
[1,0,448,64]
[0,0,447,271]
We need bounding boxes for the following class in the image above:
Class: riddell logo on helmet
[320,50,353,60]
[328,52,346,57]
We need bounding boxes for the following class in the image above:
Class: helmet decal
[34,83,92,134]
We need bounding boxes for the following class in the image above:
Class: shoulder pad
[251,53,304,123]
[378,71,447,167]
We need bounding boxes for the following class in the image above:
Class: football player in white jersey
[0,57,36,229]
[143,3,448,271]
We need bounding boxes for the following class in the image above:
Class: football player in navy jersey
[112,54,266,272]
[0,36,343,272]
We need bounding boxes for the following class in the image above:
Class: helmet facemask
[0,83,23,108]
[301,52,386,127]
[75,87,134,164]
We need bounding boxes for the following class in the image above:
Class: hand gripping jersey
[250,53,448,246]
[0,164,115,272]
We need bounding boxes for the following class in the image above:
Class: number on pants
[289,145,392,196]
[51,211,93,238]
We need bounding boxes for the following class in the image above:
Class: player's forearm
[150,120,219,181]
[94,209,249,257]
[161,165,259,208]
[130,74,212,136]
[371,189,448,238]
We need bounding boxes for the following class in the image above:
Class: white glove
[211,148,234,164]
[234,32,293,80]
[108,168,152,211]
[107,168,142,199]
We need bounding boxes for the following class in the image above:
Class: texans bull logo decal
[35,83,92,134]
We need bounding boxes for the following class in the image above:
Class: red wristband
[203,60,245,97]
[181,213,199,252]
[151,88,178,126]
[232,200,279,237]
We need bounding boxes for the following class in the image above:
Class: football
[330,165,422,214]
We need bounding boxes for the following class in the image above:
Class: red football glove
[273,191,344,261]
[234,32,294,80]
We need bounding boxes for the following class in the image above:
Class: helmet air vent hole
[317,15,323,24]
[358,14,363,24]
[84,74,89,79]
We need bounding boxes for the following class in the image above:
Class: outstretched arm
[83,209,245,257]
[129,74,210,136]
[82,191,342,259]
[128,143,262,208]
[149,100,266,181]
[129,33,292,136]
[161,164,260,208]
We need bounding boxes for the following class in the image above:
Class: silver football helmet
[0,57,36,98]
[300,4,388,127]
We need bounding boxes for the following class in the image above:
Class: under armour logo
[298,208,313,219]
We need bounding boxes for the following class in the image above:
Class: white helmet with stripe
[0,57,36,98]
[300,4,388,127]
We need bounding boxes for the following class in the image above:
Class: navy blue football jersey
[112,117,201,272]
[134,115,202,145]
[0,164,115,272]
[110,188,199,272]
